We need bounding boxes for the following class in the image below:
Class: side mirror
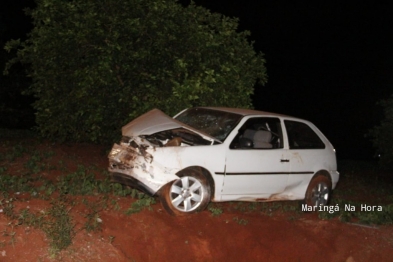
[239,137,253,148]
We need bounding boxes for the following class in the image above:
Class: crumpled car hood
[121,109,220,143]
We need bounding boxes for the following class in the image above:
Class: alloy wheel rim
[169,176,204,212]
[311,182,329,206]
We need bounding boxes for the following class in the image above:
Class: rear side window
[284,120,325,149]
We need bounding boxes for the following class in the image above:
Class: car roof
[198,107,296,119]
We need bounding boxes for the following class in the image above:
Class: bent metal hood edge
[121,108,220,143]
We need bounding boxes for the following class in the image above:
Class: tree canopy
[5,0,267,143]
[1,1,35,128]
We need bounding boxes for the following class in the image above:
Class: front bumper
[110,172,156,195]
[108,143,179,194]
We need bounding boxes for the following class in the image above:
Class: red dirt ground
[0,142,392,261]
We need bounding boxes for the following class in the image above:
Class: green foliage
[207,203,223,216]
[82,199,103,232]
[0,197,75,256]
[0,174,37,193]
[125,195,156,215]
[232,216,248,225]
[369,94,393,169]
[317,200,393,225]
[37,199,75,255]
[0,128,36,139]
[56,165,100,195]
[357,204,393,225]
[4,0,267,143]
[0,142,28,162]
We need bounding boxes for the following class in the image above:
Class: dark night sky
[2,1,393,160]
[187,1,393,160]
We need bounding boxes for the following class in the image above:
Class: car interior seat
[253,130,273,148]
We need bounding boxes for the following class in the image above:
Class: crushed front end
[108,136,179,195]
[108,108,218,195]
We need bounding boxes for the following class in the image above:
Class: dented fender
[108,141,180,194]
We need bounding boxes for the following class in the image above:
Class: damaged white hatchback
[108,107,339,215]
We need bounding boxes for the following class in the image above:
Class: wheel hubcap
[169,176,204,212]
[311,182,329,206]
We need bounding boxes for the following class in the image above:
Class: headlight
[108,148,122,158]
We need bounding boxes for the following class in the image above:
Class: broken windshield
[175,108,242,142]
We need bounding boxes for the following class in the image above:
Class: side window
[230,117,283,149]
[284,120,325,149]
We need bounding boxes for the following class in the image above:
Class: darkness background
[1,1,392,160]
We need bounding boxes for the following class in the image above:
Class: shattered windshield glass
[175,108,242,142]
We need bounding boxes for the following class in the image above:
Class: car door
[284,120,327,190]
[221,117,290,197]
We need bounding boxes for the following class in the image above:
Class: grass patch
[317,199,393,225]
[43,199,75,255]
[208,203,223,216]
[233,216,248,225]
[0,197,75,256]
[125,194,156,215]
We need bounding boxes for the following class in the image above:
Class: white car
[108,107,339,215]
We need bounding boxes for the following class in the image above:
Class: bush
[5,0,267,143]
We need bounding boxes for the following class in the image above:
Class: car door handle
[280,159,290,162]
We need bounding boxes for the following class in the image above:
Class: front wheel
[304,174,332,206]
[159,168,211,216]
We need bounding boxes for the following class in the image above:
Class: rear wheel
[305,174,331,206]
[159,168,211,215]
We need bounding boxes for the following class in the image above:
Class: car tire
[159,168,211,216]
[304,174,331,207]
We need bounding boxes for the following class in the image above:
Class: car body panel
[221,148,290,198]
[277,118,339,199]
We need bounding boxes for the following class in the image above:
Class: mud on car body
[108,107,339,215]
